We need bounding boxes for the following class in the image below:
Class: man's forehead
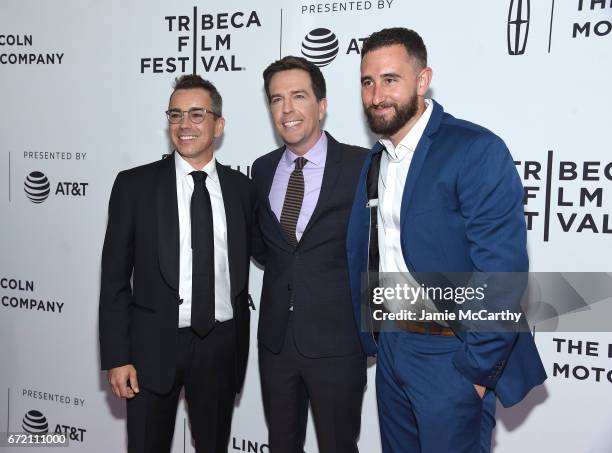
[361,46,415,74]
[169,88,211,105]
[270,69,312,88]
[363,44,412,63]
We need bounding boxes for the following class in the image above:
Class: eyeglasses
[165,107,220,124]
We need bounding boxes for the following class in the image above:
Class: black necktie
[366,152,382,340]
[190,170,215,337]
[280,157,307,247]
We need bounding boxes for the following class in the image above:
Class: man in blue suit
[347,28,546,452]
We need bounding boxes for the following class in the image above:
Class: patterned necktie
[280,157,307,247]
[190,170,215,337]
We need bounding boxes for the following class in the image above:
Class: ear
[318,97,328,121]
[214,116,225,138]
[417,67,433,97]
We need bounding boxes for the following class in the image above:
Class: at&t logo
[24,171,50,203]
[22,410,48,434]
[23,171,88,204]
[21,410,87,442]
[301,28,339,67]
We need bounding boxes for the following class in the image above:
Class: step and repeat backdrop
[1,0,611,451]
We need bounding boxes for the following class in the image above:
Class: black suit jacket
[99,154,255,394]
[251,132,367,358]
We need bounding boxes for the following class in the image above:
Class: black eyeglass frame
[165,107,221,124]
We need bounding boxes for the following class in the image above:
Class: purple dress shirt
[269,131,328,241]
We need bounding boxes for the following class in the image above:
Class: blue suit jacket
[346,100,546,407]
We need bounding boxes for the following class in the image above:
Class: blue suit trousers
[377,331,497,453]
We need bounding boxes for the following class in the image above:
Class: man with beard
[346,28,546,452]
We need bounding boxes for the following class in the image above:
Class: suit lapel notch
[300,133,343,241]
[399,102,444,230]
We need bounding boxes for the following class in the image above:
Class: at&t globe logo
[24,171,50,203]
[301,28,339,67]
[22,410,49,434]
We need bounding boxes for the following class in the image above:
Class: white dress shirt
[174,152,233,327]
[378,100,437,316]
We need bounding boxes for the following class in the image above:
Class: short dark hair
[170,74,223,116]
[262,56,326,103]
[361,27,427,70]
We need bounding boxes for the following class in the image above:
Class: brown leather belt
[396,320,455,336]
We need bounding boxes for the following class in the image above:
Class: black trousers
[259,315,367,453]
[127,321,236,453]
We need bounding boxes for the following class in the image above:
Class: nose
[282,97,294,114]
[178,112,192,127]
[372,83,385,106]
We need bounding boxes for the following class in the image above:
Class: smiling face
[360,44,432,145]
[268,69,327,156]
[168,88,224,169]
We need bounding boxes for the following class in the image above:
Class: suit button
[178,298,184,305]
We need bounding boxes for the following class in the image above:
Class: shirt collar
[174,151,218,183]
[379,99,433,161]
[283,130,327,168]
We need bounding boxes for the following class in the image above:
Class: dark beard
[364,95,418,137]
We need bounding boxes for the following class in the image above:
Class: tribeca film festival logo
[21,410,86,442]
[515,151,612,241]
[140,8,261,74]
[23,171,88,204]
[1,277,65,314]
[507,0,530,55]
[0,34,64,65]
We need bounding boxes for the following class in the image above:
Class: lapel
[366,144,384,200]
[260,148,293,251]
[216,161,246,299]
[347,143,384,271]
[354,142,384,236]
[157,154,180,292]
[300,132,343,241]
[399,100,444,231]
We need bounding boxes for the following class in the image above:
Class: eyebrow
[270,89,309,98]
[167,107,206,111]
[361,72,402,83]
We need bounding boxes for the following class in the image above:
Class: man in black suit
[99,75,254,453]
[251,56,367,453]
